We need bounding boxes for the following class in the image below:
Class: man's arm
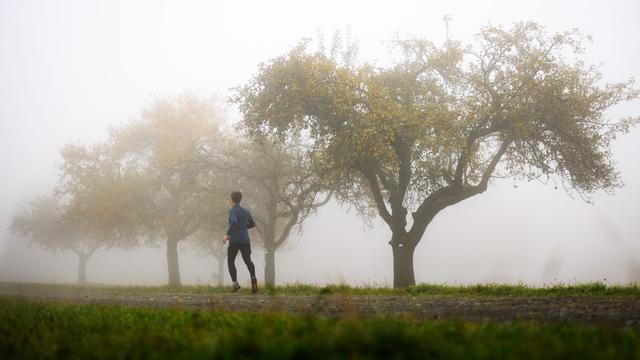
[226,208,238,235]
[247,210,256,229]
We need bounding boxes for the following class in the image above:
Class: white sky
[1,0,639,286]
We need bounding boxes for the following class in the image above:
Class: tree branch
[275,209,300,247]
[454,124,497,185]
[410,137,513,243]
[255,223,267,243]
[253,215,268,229]
[86,243,100,258]
[393,135,412,205]
[314,191,333,207]
[473,137,513,192]
[361,169,393,226]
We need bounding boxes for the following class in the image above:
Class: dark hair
[230,191,242,204]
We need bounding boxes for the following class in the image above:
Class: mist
[1,0,639,287]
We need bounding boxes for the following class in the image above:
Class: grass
[0,297,638,359]
[5,281,640,297]
[0,298,640,359]
[270,282,640,297]
[3,281,638,358]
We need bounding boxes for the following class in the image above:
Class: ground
[1,282,639,326]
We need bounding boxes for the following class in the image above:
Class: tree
[10,142,142,284]
[215,137,330,286]
[10,195,101,284]
[188,196,231,286]
[234,22,639,287]
[58,142,144,282]
[110,94,227,286]
[190,229,227,285]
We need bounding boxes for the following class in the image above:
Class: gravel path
[2,282,638,327]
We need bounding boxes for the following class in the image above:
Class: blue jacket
[226,204,256,243]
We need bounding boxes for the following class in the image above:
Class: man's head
[230,191,242,205]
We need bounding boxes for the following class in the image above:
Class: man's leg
[239,243,256,278]
[227,243,241,291]
[239,243,257,293]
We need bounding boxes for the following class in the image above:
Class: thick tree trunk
[391,237,417,288]
[78,253,89,285]
[217,256,225,286]
[167,236,181,287]
[389,231,418,288]
[264,247,276,287]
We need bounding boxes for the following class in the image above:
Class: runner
[223,191,258,293]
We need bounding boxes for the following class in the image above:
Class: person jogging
[223,191,258,293]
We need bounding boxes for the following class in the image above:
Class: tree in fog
[10,143,142,284]
[189,207,231,286]
[10,196,100,284]
[111,94,227,287]
[214,137,330,286]
[189,229,227,285]
[57,143,144,283]
[235,22,639,287]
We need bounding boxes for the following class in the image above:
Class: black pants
[227,242,256,282]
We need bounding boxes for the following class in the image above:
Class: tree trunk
[78,253,89,285]
[167,236,181,287]
[217,256,224,286]
[264,247,276,287]
[391,239,417,288]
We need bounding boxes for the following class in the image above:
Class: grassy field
[8,281,639,297]
[1,297,639,359]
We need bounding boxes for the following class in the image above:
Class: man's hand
[223,234,229,244]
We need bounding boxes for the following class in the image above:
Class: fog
[1,0,639,287]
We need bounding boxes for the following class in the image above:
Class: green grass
[269,282,640,297]
[5,281,640,297]
[0,298,638,359]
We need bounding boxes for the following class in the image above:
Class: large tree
[235,22,639,287]
[111,94,227,286]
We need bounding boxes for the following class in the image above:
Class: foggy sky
[1,0,639,286]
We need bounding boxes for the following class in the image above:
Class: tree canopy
[234,22,639,287]
[109,94,228,286]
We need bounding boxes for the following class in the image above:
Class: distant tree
[58,142,144,282]
[110,94,227,287]
[235,22,639,287]
[10,195,100,284]
[11,142,142,284]
[189,229,227,286]
[188,198,231,286]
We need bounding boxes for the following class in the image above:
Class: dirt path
[1,283,638,327]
